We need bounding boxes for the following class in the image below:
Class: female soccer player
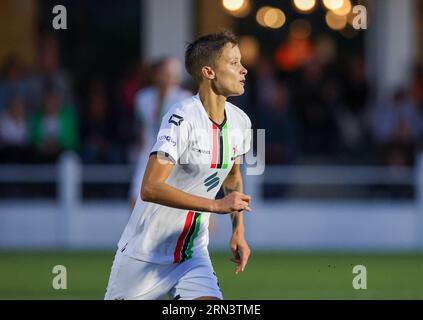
[105,30,252,300]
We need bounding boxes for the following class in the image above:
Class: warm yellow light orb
[256,6,272,27]
[222,0,244,11]
[263,8,286,29]
[293,0,316,13]
[332,0,352,16]
[323,0,344,11]
[325,11,347,30]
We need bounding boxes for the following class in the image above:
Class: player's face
[213,44,248,97]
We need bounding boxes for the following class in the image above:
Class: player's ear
[201,66,215,80]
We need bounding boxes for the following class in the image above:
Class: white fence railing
[0,152,422,250]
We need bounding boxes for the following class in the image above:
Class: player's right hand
[215,192,251,214]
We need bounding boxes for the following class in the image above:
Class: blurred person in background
[410,64,423,151]
[117,59,151,156]
[372,88,420,167]
[80,78,121,164]
[29,89,79,163]
[28,33,73,110]
[118,59,151,117]
[128,57,191,210]
[251,56,279,129]
[0,96,32,163]
[0,56,31,113]
[293,61,339,159]
[258,80,298,165]
[335,57,371,158]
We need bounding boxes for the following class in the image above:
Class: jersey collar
[194,93,227,129]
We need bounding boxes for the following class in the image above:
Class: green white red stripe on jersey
[173,211,202,263]
[210,122,229,169]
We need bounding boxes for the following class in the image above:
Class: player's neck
[198,86,226,125]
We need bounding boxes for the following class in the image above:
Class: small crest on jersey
[168,114,184,126]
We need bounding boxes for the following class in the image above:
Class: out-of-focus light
[222,0,244,11]
[263,8,286,29]
[222,0,251,17]
[275,38,314,71]
[323,0,344,11]
[292,0,316,13]
[325,11,347,30]
[290,19,312,39]
[257,6,286,29]
[256,6,272,27]
[238,36,260,67]
[332,0,351,16]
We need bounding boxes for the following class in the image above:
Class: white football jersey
[118,94,252,264]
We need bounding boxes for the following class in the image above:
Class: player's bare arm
[222,158,252,275]
[141,154,251,214]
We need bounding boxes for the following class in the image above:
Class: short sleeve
[239,114,252,156]
[150,109,189,164]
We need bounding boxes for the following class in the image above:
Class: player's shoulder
[226,101,251,128]
[164,95,198,123]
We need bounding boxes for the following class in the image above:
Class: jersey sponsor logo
[204,172,220,192]
[168,114,184,126]
[158,135,176,147]
[192,146,211,155]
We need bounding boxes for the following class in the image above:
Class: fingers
[239,253,249,273]
[229,257,242,275]
[231,246,240,260]
[240,194,251,203]
[238,194,251,212]
[236,202,251,212]
[230,247,250,275]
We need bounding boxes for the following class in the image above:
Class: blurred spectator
[294,62,339,157]
[0,96,32,163]
[410,65,423,151]
[28,34,73,110]
[80,79,121,163]
[258,81,298,164]
[116,60,151,154]
[29,90,79,163]
[129,57,191,208]
[0,56,31,113]
[343,57,369,115]
[336,58,371,156]
[372,88,420,167]
[118,60,151,116]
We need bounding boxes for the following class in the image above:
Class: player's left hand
[229,232,251,275]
